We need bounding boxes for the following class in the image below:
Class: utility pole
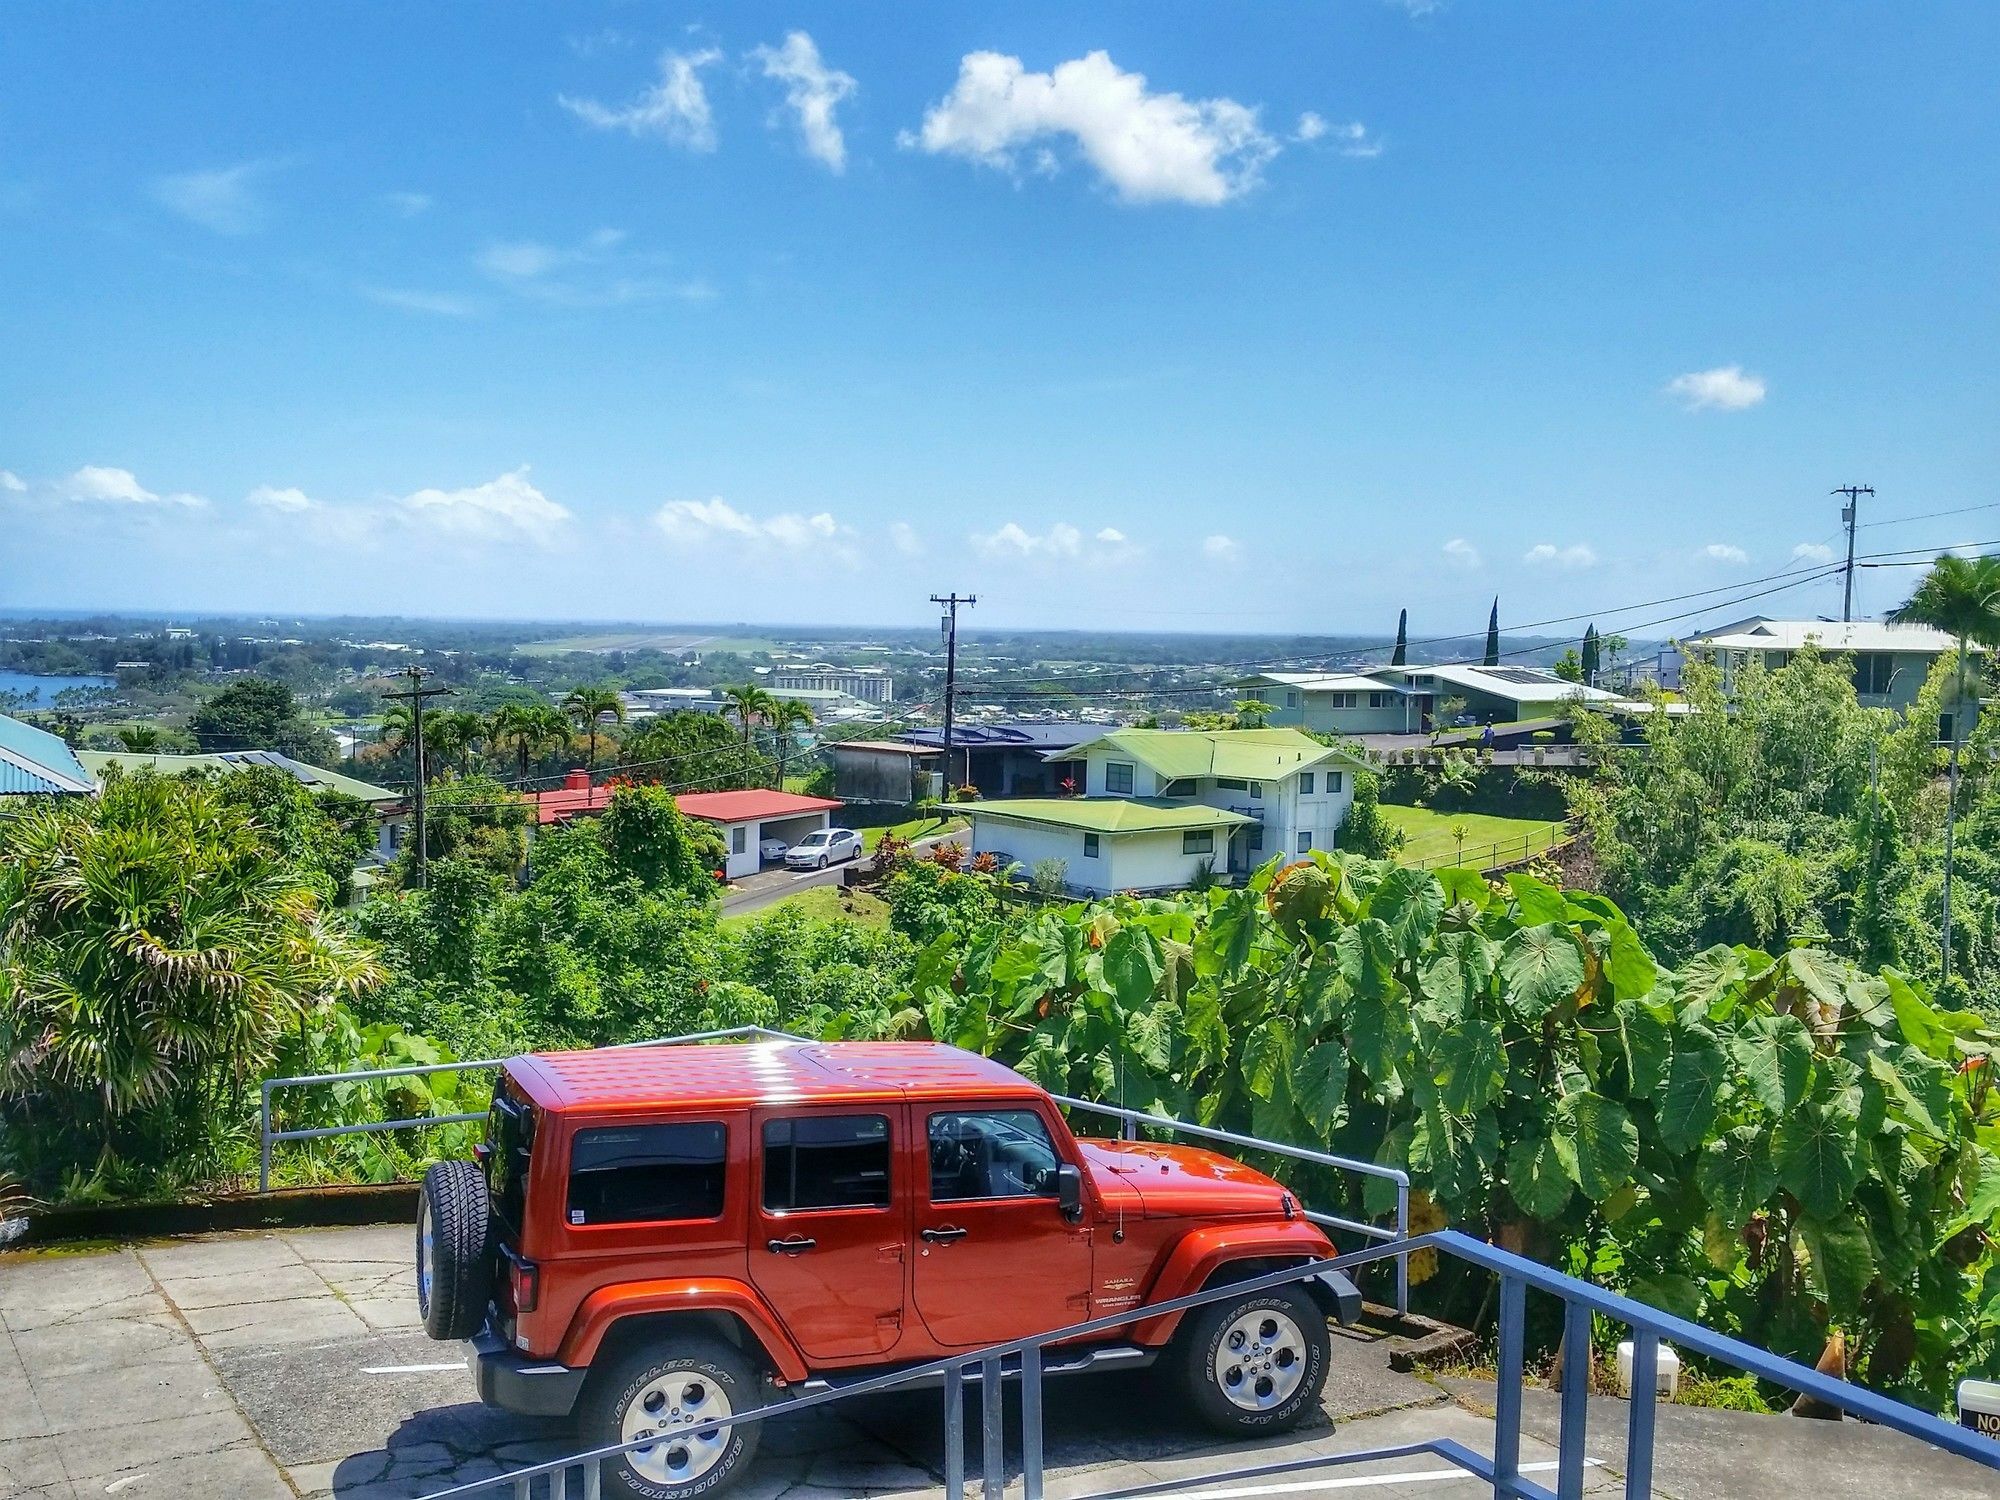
[1832,484,1874,622]
[381,666,453,888]
[930,593,976,791]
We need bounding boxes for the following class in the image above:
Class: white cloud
[151,161,281,235]
[1667,364,1766,412]
[479,241,563,280]
[1700,542,1749,565]
[752,32,858,173]
[0,470,24,493]
[400,468,570,546]
[1095,527,1127,544]
[383,191,432,217]
[1294,112,1328,143]
[469,230,704,309]
[1791,541,1837,564]
[908,51,1279,206]
[58,465,206,507]
[1330,121,1383,158]
[974,521,1084,558]
[655,497,846,555]
[360,286,479,318]
[1524,542,1598,568]
[1203,533,1242,562]
[561,49,722,150]
[247,485,316,513]
[1442,537,1482,569]
[889,521,924,556]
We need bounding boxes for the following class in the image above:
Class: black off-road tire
[1176,1284,1331,1437]
[417,1161,492,1341]
[584,1337,761,1500]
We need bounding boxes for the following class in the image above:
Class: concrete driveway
[1,1227,1992,1500]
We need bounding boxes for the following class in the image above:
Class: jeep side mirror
[1056,1163,1084,1222]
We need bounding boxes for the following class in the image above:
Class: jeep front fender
[1131,1220,1339,1346]
[554,1277,811,1383]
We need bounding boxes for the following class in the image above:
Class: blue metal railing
[420,1229,2000,1500]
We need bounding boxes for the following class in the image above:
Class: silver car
[784,827,863,869]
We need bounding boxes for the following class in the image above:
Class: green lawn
[720,884,890,929]
[1380,806,1568,868]
[849,813,968,851]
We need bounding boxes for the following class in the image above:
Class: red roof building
[673,789,842,823]
[529,776,846,880]
[531,769,612,825]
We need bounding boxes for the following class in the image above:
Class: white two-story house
[963,728,1366,895]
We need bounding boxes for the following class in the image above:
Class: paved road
[719,829,962,919]
[0,1227,1990,1500]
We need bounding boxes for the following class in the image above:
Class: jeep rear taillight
[508,1255,540,1314]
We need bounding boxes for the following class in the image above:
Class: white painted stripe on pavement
[1177,1457,1600,1498]
[362,1362,467,1374]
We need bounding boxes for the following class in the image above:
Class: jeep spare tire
[417,1160,492,1341]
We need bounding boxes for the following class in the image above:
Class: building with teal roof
[0,714,96,797]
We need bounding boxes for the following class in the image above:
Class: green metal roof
[0,714,95,796]
[79,750,401,804]
[965,797,1257,835]
[1062,728,1362,782]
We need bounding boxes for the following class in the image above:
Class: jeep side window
[762,1114,891,1212]
[927,1110,1061,1202]
[566,1121,725,1226]
[484,1091,535,1230]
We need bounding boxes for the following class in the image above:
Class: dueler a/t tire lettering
[417,1161,493,1342]
[586,1337,761,1500]
[1177,1285,1331,1436]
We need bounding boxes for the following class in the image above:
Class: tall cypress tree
[1391,609,1408,666]
[1581,624,1601,685]
[1483,598,1501,666]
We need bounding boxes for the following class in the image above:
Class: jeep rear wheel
[587,1338,760,1500]
[417,1161,492,1341]
[1176,1286,1330,1436]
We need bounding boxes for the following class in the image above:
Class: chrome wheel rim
[1213,1308,1307,1412]
[416,1198,434,1312]
[622,1372,733,1486]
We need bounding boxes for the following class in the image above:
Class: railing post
[1557,1299,1590,1500]
[1491,1274,1525,1497]
[259,1079,273,1193]
[1624,1330,1658,1499]
[1395,1181,1410,1316]
[943,1361,965,1500]
[1021,1344,1044,1500]
[1121,1114,1138,1141]
[980,1355,1005,1500]
[582,1456,599,1500]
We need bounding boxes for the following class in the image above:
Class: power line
[1858,500,2000,531]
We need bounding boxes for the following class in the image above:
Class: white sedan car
[758,836,790,864]
[784,827,864,869]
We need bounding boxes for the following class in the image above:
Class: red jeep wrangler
[416,1040,1360,1498]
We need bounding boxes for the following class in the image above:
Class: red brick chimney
[564,769,590,791]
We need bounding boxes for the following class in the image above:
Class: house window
[1370,692,1396,709]
[1160,777,1197,798]
[1083,833,1100,858]
[1216,777,1248,791]
[1298,772,1315,795]
[567,1122,725,1226]
[1329,693,1356,709]
[1297,831,1313,854]
[731,826,747,854]
[1327,771,1344,794]
[1105,761,1135,794]
[1248,826,1264,851]
[1249,782,1263,799]
[1285,691,1299,708]
[1182,829,1214,855]
[1852,652,1895,696]
[762,1115,891,1212]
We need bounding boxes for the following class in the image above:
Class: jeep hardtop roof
[505,1040,1050,1115]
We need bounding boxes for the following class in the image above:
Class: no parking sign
[1960,1379,2000,1439]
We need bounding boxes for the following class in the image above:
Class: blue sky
[3,2,1997,634]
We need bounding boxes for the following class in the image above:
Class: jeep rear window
[485,1092,535,1231]
[762,1114,891,1212]
[566,1122,726,1226]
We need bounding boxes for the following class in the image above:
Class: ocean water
[0,669,116,706]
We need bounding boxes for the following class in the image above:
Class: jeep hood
[1076,1138,1297,1220]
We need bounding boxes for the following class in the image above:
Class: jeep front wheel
[586,1338,760,1500]
[1176,1286,1330,1436]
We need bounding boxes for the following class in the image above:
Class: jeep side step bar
[793,1341,1156,1396]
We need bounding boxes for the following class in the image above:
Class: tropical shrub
[890,851,2000,1408]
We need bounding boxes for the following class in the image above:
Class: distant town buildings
[769,663,895,703]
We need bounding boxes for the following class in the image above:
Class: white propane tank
[1616,1340,1682,1400]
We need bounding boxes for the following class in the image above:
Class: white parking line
[361,1362,466,1375]
[1178,1458,1600,1498]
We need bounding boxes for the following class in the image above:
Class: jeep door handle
[920,1226,968,1243]
[766,1236,817,1255]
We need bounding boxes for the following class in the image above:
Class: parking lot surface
[0,1226,1991,1499]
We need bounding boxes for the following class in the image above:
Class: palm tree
[1888,553,2000,982]
[490,703,572,783]
[562,687,625,772]
[722,683,778,762]
[769,698,815,788]
[115,725,162,753]
[425,709,487,775]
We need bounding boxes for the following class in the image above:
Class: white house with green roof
[1239,671,1422,735]
[966,728,1366,893]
